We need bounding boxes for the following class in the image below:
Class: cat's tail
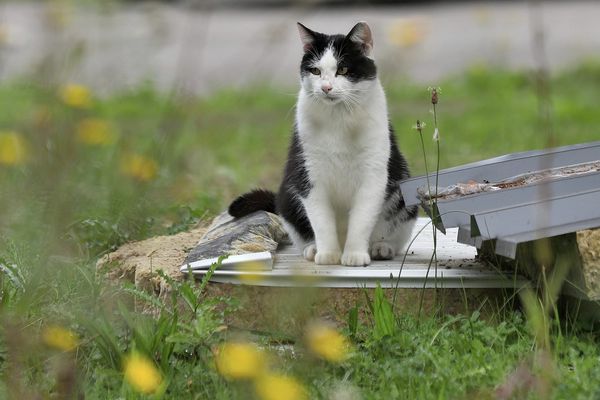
[228,189,277,218]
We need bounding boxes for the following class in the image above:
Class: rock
[184,211,289,264]
[574,228,600,300]
[97,223,209,296]
[478,228,600,301]
[97,211,289,297]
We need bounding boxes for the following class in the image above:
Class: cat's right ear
[297,22,316,52]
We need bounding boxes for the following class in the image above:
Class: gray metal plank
[188,218,528,288]
[471,188,600,241]
[457,225,483,248]
[435,171,600,231]
[400,141,600,206]
[199,268,528,289]
[491,217,600,259]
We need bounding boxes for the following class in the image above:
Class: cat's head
[297,22,377,105]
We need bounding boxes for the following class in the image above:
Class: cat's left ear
[346,22,373,58]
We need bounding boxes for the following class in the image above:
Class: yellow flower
[121,154,159,182]
[60,84,92,108]
[123,352,163,394]
[305,322,350,363]
[388,19,428,48]
[42,325,79,352]
[237,261,265,284]
[255,374,307,400]
[215,342,266,380]
[0,132,28,166]
[76,118,116,146]
[0,25,8,45]
[46,0,72,29]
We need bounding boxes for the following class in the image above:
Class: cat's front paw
[303,244,317,261]
[341,251,371,267]
[315,250,341,265]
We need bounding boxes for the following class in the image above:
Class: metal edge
[192,270,529,289]
[471,188,600,240]
[400,141,600,206]
[434,171,600,230]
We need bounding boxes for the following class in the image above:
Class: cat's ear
[297,22,317,52]
[346,22,373,58]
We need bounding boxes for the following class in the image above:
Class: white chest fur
[296,80,390,207]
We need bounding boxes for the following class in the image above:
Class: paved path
[0,1,599,94]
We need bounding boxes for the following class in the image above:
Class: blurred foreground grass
[1,63,600,398]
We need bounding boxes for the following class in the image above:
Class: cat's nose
[321,83,333,94]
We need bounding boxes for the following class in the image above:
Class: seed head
[413,120,425,133]
[431,87,439,104]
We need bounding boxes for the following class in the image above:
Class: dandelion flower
[215,342,266,380]
[413,120,426,131]
[76,118,116,146]
[0,25,8,45]
[237,261,265,284]
[46,1,72,29]
[255,374,307,400]
[121,154,159,182]
[305,322,350,363]
[42,325,79,352]
[0,132,28,166]
[388,19,428,48]
[60,84,92,109]
[123,352,163,394]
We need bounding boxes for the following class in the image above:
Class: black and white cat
[229,22,418,266]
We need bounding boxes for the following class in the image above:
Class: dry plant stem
[392,209,474,310]
[432,101,440,286]
[416,125,437,322]
[417,89,442,320]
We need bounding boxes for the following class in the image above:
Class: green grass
[1,62,600,399]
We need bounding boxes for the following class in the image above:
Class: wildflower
[0,132,28,166]
[215,342,266,380]
[42,325,79,352]
[0,25,8,45]
[413,120,426,132]
[60,84,92,109]
[255,374,307,400]
[305,322,350,363]
[430,87,439,105]
[123,352,163,394]
[121,154,159,182]
[388,19,428,48]
[237,261,264,284]
[76,118,116,146]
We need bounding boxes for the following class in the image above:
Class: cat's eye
[309,67,321,75]
[337,67,348,76]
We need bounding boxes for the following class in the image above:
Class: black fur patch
[276,127,314,241]
[386,124,412,200]
[228,189,277,218]
[385,124,418,222]
[299,31,376,83]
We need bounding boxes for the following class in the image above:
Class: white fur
[287,49,414,266]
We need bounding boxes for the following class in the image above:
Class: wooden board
[188,218,528,289]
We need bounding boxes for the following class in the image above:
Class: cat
[228,22,418,266]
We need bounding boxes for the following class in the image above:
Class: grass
[1,62,600,398]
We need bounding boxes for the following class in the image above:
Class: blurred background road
[1,1,599,94]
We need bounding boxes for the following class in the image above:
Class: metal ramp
[183,218,528,289]
[400,141,600,259]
